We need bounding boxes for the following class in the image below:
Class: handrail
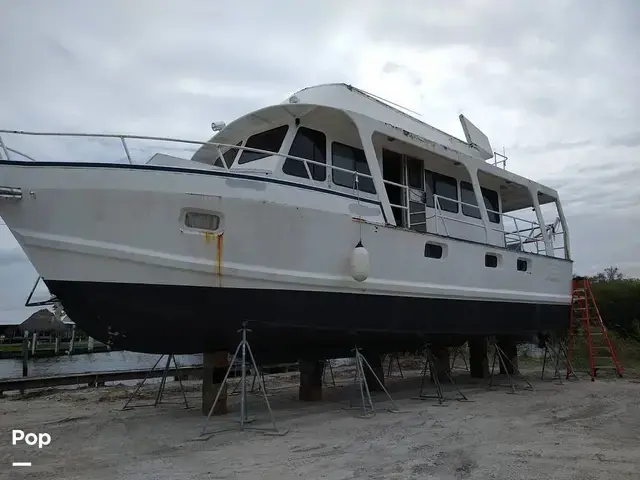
[429,193,560,256]
[0,129,567,258]
[0,129,383,194]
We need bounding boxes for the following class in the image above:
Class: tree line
[578,267,640,342]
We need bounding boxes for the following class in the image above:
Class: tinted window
[485,254,498,268]
[460,181,481,219]
[426,170,458,213]
[517,259,528,272]
[237,125,289,165]
[214,142,242,168]
[406,156,423,189]
[283,127,327,181]
[331,142,376,194]
[425,243,443,259]
[482,188,500,223]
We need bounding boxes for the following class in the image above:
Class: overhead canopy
[477,170,557,213]
[190,104,316,166]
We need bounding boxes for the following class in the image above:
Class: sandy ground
[1,361,639,480]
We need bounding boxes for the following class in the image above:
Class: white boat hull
[0,161,573,357]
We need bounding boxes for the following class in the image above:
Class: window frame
[330,141,376,194]
[237,125,289,165]
[282,126,327,181]
[425,170,459,213]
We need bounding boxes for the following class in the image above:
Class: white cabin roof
[283,83,494,161]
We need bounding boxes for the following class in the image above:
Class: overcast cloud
[1,0,639,324]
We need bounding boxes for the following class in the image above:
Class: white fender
[349,241,370,282]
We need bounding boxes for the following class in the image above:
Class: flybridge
[285,83,505,166]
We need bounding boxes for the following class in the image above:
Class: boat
[0,83,573,362]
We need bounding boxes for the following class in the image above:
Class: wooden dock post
[21,330,29,394]
[67,325,76,355]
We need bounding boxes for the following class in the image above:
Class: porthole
[517,258,529,272]
[425,242,445,259]
[185,212,220,231]
[485,254,498,268]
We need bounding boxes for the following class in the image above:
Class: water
[0,351,203,380]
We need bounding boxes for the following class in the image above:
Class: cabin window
[214,142,242,168]
[460,181,500,223]
[237,125,289,165]
[282,127,327,181]
[425,243,443,259]
[185,212,220,231]
[482,188,500,223]
[331,142,376,194]
[485,253,498,268]
[407,156,423,189]
[460,181,481,219]
[517,258,529,272]
[425,170,458,213]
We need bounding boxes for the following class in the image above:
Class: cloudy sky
[1,0,639,324]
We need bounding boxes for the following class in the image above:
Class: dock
[0,361,299,394]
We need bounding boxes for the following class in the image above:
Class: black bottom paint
[45,280,570,363]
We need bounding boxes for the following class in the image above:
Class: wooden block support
[469,337,490,379]
[429,344,451,382]
[202,351,229,415]
[363,351,385,391]
[299,359,323,401]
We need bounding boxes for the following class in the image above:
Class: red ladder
[567,277,623,380]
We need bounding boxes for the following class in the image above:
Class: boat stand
[229,364,266,395]
[323,359,336,386]
[450,343,470,371]
[122,353,190,410]
[345,346,399,418]
[199,322,289,438]
[541,338,579,383]
[386,353,404,378]
[487,343,533,394]
[413,345,468,405]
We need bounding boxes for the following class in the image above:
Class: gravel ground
[1,362,639,480]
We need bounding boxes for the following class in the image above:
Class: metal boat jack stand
[323,359,336,386]
[413,345,469,405]
[24,276,58,307]
[385,353,404,378]
[487,343,533,394]
[541,337,579,383]
[122,353,190,410]
[199,322,289,438]
[345,346,399,418]
[229,363,266,395]
[450,343,470,372]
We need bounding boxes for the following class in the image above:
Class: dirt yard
[1,362,639,480]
